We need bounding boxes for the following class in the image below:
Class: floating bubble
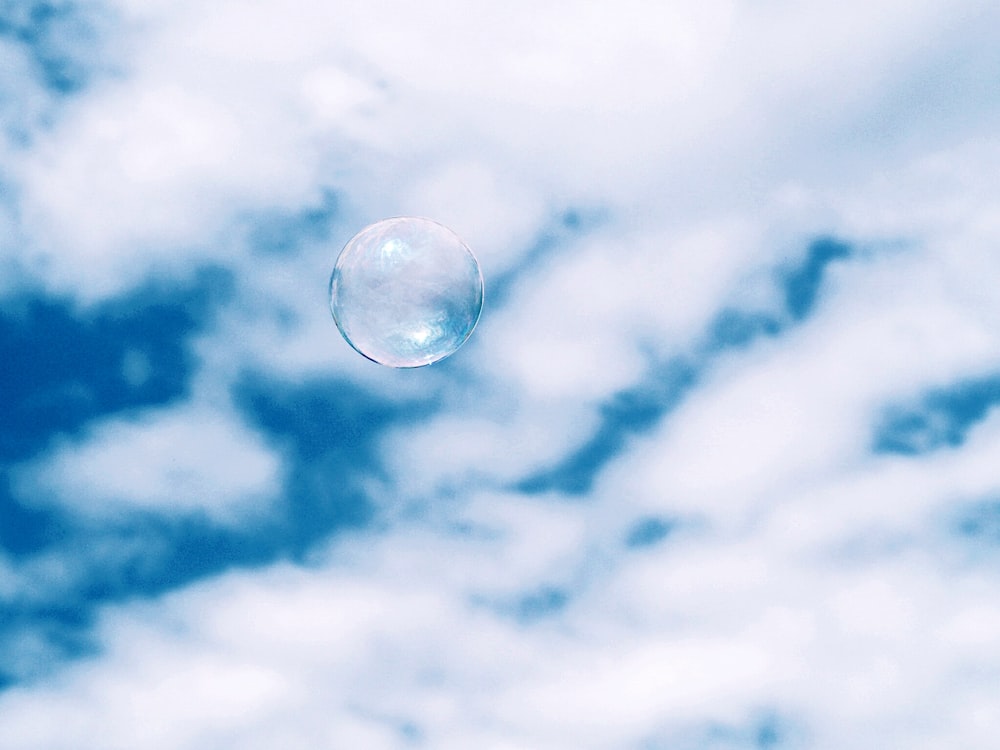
[329,217,484,368]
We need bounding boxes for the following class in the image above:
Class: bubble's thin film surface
[329,217,484,368]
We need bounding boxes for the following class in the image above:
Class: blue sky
[3,0,1000,747]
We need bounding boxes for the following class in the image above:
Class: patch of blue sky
[245,188,340,257]
[0,268,248,684]
[516,236,855,496]
[0,518,208,682]
[918,496,1000,573]
[79,515,275,598]
[872,374,1000,455]
[516,359,697,495]
[0,46,39,147]
[705,308,783,351]
[779,237,851,322]
[702,236,858,354]
[0,1,111,96]
[0,266,232,464]
[624,516,676,549]
[232,374,435,554]
[514,584,569,622]
[642,712,795,750]
[487,207,605,307]
[953,499,1000,546]
[0,489,328,683]
[467,581,572,626]
[0,369,433,685]
[0,473,65,558]
[0,604,100,685]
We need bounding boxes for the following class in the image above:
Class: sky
[2,0,1000,747]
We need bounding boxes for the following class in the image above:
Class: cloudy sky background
[2,0,1000,747]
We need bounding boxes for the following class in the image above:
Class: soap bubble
[329,217,484,368]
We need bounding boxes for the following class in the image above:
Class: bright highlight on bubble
[329,217,484,368]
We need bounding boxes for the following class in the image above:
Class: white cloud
[598,240,1000,522]
[4,0,1000,748]
[2,472,999,748]
[15,402,281,522]
[398,160,550,281]
[11,0,985,302]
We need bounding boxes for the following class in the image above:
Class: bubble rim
[328,216,485,369]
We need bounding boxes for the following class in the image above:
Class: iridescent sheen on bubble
[329,217,484,368]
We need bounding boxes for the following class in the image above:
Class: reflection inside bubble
[329,217,484,368]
